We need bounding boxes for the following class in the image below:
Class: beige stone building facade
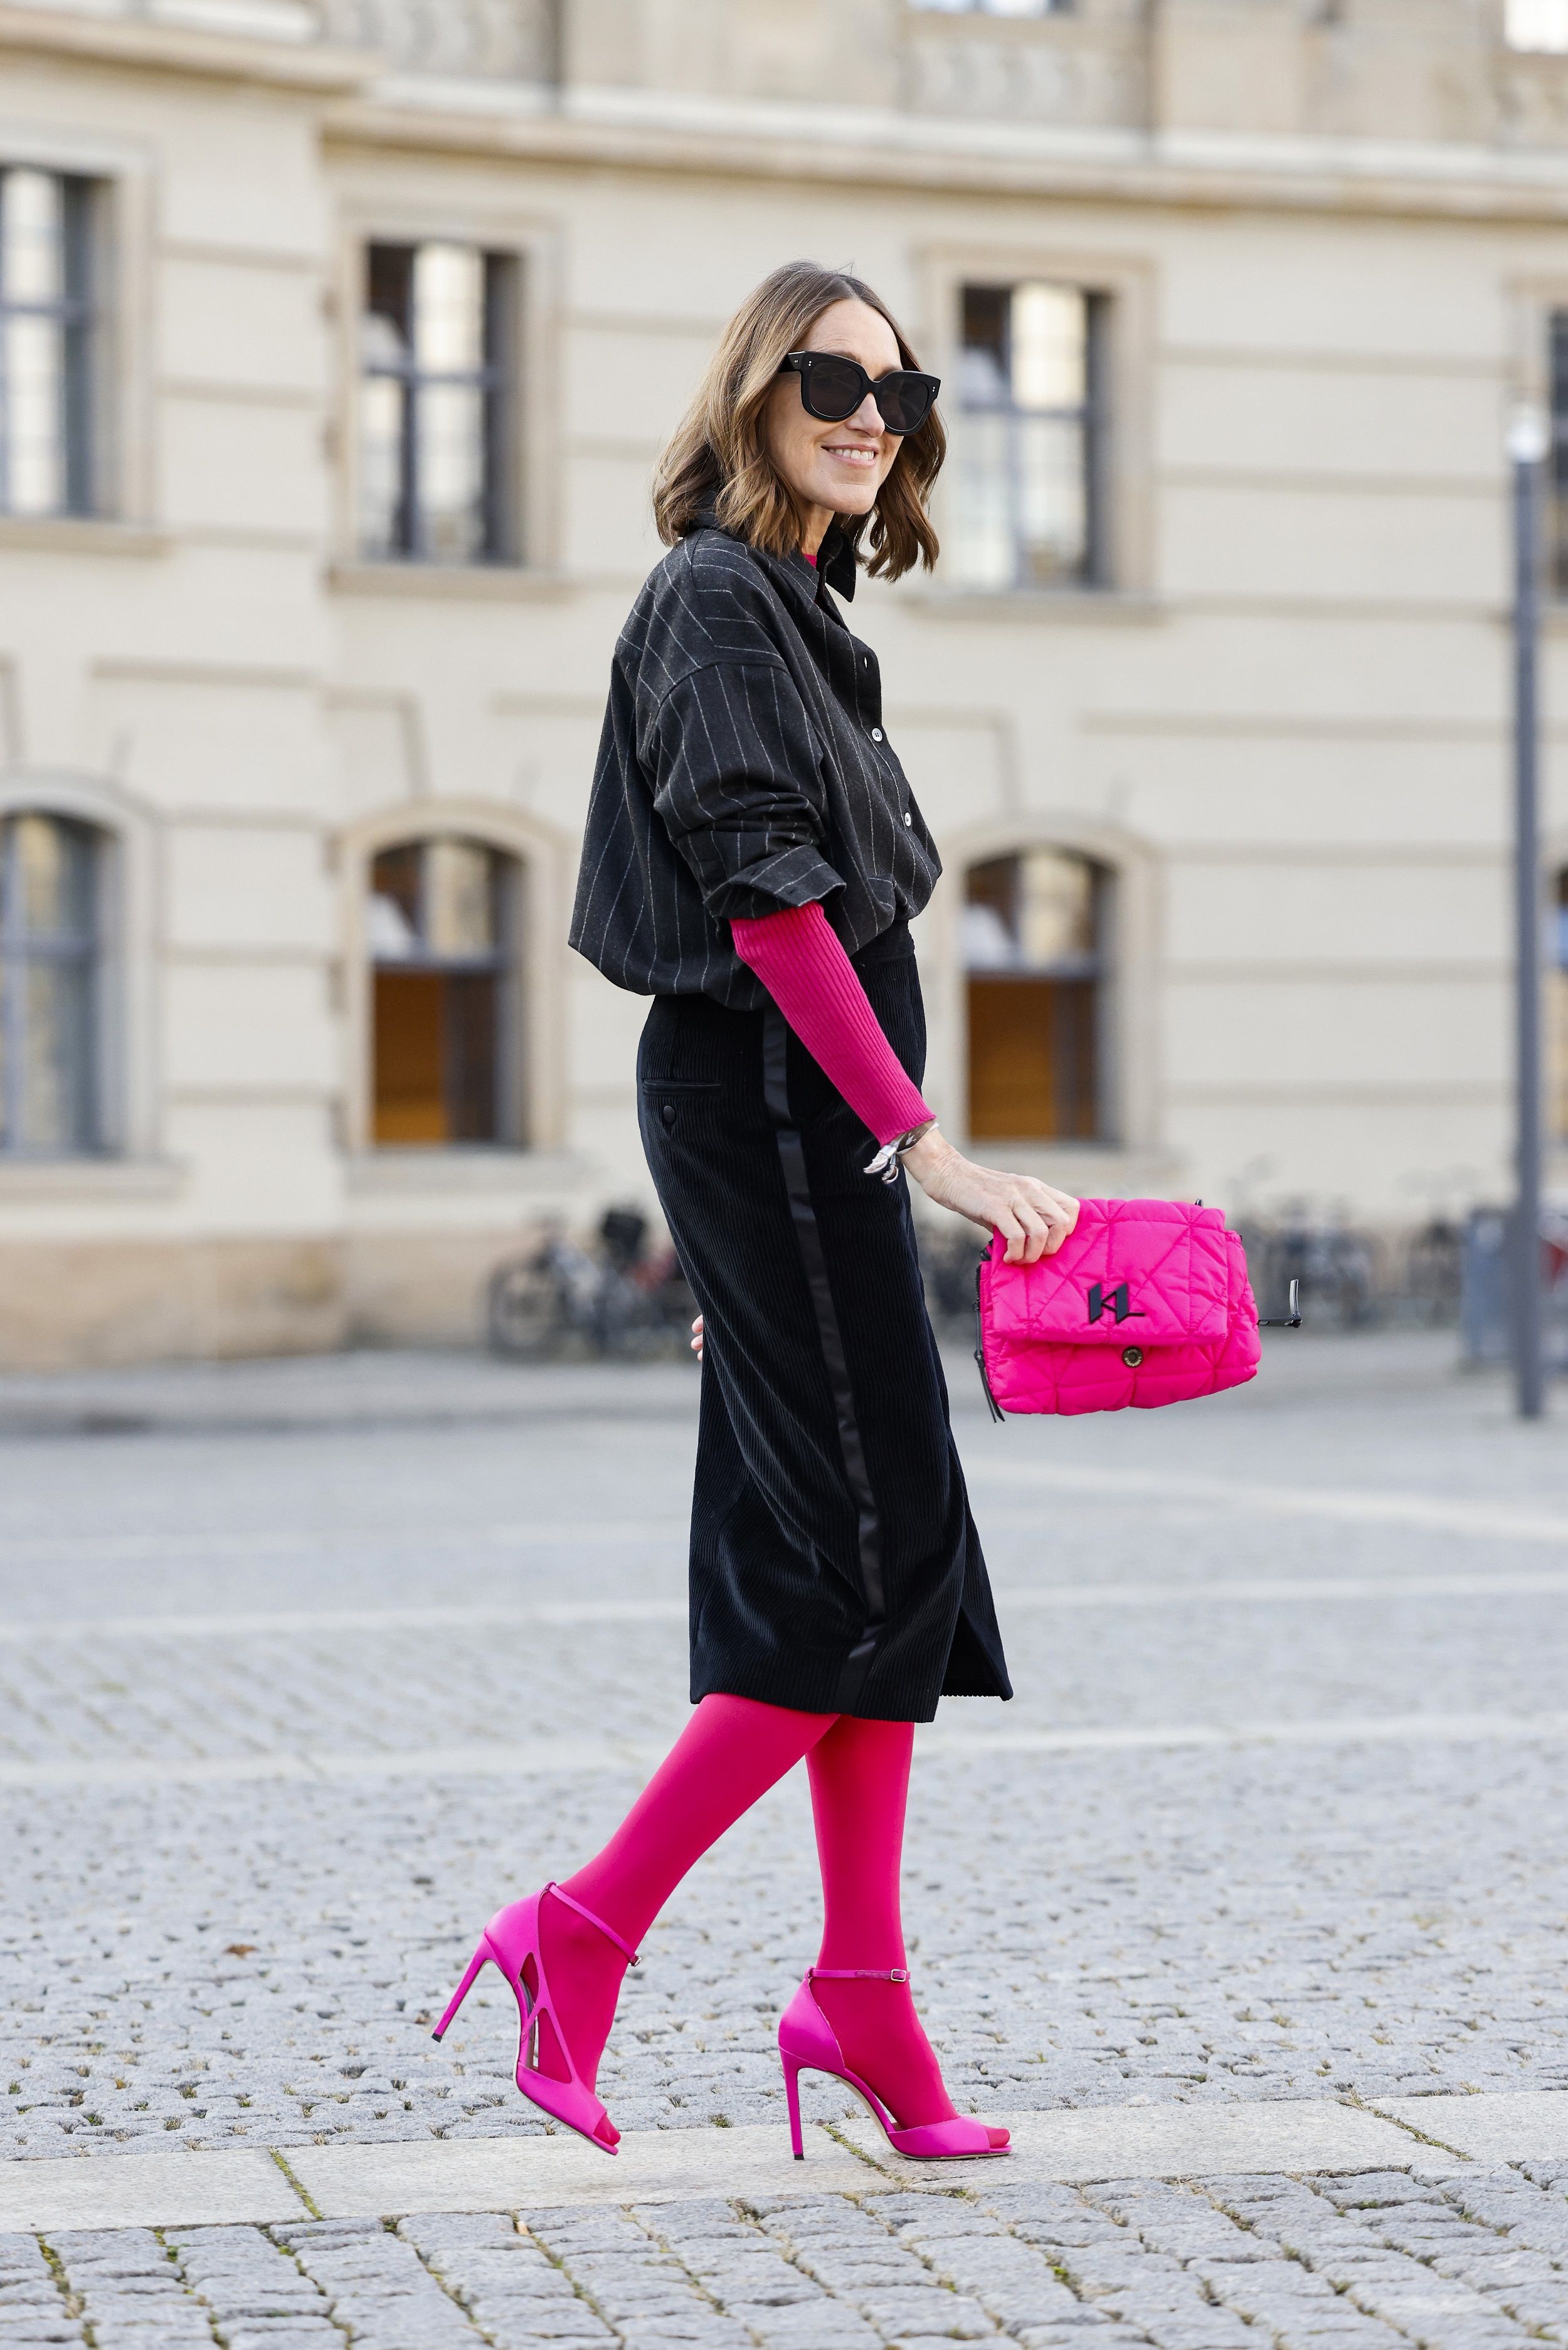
[2,0,1567,1366]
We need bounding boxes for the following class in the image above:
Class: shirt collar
[691,511,857,603]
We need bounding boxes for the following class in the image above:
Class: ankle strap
[808,1966,909,1983]
[546,1882,640,1967]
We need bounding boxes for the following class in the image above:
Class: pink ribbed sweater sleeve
[729,901,933,1147]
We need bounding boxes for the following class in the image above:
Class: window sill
[0,1156,185,1202]
[0,515,170,559]
[329,561,576,603]
[346,1148,590,1195]
[907,588,1163,624]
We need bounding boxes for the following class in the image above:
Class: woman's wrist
[900,1128,956,1185]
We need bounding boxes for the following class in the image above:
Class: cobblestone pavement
[2,1333,1567,2346]
[18,2168,1568,2348]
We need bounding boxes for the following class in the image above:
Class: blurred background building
[1,0,1567,1363]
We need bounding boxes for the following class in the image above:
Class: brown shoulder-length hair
[652,260,944,581]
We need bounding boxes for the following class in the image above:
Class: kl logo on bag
[1086,1282,1146,1325]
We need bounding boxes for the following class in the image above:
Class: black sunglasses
[779,351,940,436]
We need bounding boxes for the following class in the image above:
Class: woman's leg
[539,1693,836,2091]
[806,1713,961,2130]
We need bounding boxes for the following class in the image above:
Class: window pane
[14,812,92,938]
[423,839,496,958]
[20,958,92,1148]
[1017,414,1088,582]
[373,968,447,1143]
[964,850,1097,969]
[953,410,1015,588]
[968,975,1097,1140]
[960,285,1009,397]
[358,375,406,558]
[413,243,484,373]
[1011,283,1086,410]
[1017,849,1096,965]
[4,312,64,516]
[364,243,413,366]
[417,381,487,562]
[3,169,64,307]
[369,840,510,1148]
[368,844,422,960]
[447,971,497,1141]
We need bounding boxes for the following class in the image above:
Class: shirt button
[904,812,913,826]
[871,727,883,742]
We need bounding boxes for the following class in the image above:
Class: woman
[433,261,1078,2161]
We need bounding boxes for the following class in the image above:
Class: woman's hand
[900,1130,1078,1265]
[691,1313,704,1363]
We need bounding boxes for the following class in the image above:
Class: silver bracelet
[862,1119,938,1185]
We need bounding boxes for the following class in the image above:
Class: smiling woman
[435,261,1078,2179]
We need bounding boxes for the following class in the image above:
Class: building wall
[0,0,1565,1364]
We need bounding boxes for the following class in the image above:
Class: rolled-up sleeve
[648,659,845,921]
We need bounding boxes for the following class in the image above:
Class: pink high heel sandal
[778,1966,1010,2161]
[432,1882,638,2156]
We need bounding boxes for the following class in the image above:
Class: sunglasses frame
[778,351,941,437]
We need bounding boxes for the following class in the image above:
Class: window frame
[961,847,1112,1144]
[0,809,100,1155]
[358,239,518,566]
[335,197,559,578]
[953,280,1110,593]
[916,243,1155,606]
[913,813,1159,1167]
[368,836,519,1147]
[0,774,156,1165]
[0,135,150,537]
[0,166,104,521]
[341,801,571,1158]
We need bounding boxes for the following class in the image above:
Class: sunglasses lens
[876,374,933,433]
[800,357,864,421]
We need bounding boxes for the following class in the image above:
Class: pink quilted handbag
[975,1197,1263,1418]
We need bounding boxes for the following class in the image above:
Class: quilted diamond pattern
[978,1201,1260,1419]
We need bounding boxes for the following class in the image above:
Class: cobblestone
[12,2172,1568,2343]
[0,1337,1566,2344]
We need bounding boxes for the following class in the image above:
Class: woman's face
[765,297,904,525]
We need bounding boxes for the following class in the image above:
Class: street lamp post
[1508,405,1549,1421]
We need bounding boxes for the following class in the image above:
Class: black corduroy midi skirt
[637,924,1012,1724]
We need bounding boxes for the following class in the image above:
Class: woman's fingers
[691,1313,704,1360]
[1014,1199,1052,1264]
[994,1204,1028,1264]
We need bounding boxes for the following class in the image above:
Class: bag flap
[983,1199,1232,1347]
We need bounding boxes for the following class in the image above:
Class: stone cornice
[0,3,373,93]
[324,74,1568,224]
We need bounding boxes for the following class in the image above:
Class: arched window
[367,835,521,1145]
[0,810,102,1154]
[963,847,1106,1141]
[1553,865,1568,1140]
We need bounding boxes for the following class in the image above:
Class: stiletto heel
[431,1882,640,2156]
[776,1967,1009,2161]
[431,1945,485,2041]
[782,2053,805,2161]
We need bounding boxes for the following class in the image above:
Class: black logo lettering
[1087,1282,1147,1326]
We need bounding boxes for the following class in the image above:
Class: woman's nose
[850,392,883,435]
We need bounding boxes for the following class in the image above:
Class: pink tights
[539,1693,958,2130]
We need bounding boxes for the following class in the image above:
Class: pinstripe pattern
[569,520,941,1010]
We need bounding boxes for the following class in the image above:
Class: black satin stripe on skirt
[637,924,1011,1723]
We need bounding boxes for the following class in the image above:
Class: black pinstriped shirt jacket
[569,520,941,998]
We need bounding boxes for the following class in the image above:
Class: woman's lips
[823,445,878,466]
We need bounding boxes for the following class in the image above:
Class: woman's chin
[822,484,880,519]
